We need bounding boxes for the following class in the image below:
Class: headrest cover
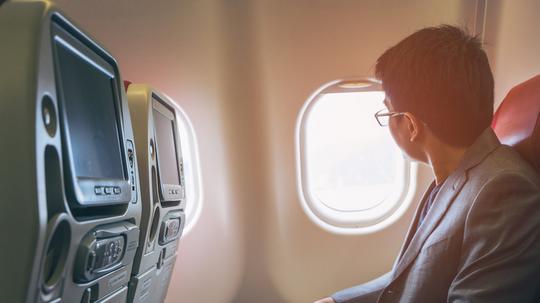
[492,75,540,172]
[124,80,132,92]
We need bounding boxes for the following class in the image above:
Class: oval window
[296,79,417,234]
[175,106,203,234]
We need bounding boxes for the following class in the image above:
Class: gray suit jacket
[332,128,540,303]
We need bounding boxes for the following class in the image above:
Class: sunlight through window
[297,80,416,233]
[306,91,404,211]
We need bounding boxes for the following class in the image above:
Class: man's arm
[324,271,392,303]
[448,173,540,302]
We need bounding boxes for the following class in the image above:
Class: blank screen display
[153,105,180,185]
[56,41,124,180]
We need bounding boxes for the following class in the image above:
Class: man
[316,25,540,303]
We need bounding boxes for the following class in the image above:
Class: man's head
[375,25,494,162]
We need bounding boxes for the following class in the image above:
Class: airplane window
[297,80,417,234]
[175,107,203,234]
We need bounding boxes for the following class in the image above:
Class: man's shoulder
[469,144,540,189]
[451,144,540,218]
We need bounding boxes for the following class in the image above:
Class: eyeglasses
[374,108,405,126]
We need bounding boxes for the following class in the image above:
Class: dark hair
[375,25,494,147]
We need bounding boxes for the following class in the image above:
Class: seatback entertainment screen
[56,41,123,180]
[52,22,131,206]
[152,97,184,203]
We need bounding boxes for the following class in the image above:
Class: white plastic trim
[173,102,203,235]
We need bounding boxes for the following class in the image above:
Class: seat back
[492,75,540,173]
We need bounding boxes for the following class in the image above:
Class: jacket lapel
[392,172,467,279]
[391,128,501,281]
[393,181,436,268]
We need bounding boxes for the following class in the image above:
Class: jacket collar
[455,128,501,173]
[391,128,501,280]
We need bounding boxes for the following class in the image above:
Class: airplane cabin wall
[245,1,478,302]
[45,0,538,302]
[483,0,540,108]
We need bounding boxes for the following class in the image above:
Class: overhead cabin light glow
[337,81,374,89]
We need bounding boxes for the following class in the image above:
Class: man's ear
[403,112,420,142]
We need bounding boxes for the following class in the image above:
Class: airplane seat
[492,74,540,173]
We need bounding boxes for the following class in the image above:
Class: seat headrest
[123,80,132,92]
[492,75,540,173]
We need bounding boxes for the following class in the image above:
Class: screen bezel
[51,19,131,207]
[152,94,184,203]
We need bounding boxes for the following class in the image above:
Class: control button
[94,186,104,195]
[108,241,117,259]
[42,95,57,137]
[43,107,51,127]
[112,239,122,258]
[163,218,181,242]
[127,149,134,169]
[113,187,121,194]
[91,236,125,272]
[104,187,113,195]
[149,140,155,158]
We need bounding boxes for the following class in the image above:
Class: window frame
[295,78,418,234]
[174,105,203,235]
